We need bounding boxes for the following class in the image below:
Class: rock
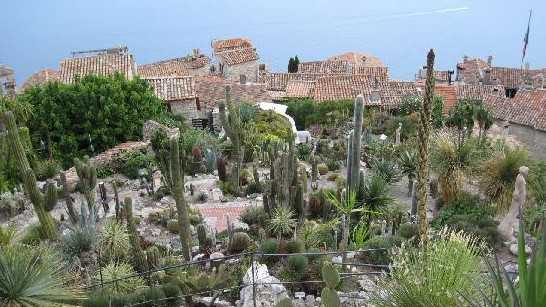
[194,296,234,307]
[305,295,316,307]
[142,120,179,142]
[509,243,532,256]
[358,275,378,292]
[331,256,342,264]
[193,253,205,261]
[192,245,200,254]
[150,228,161,237]
[238,262,289,307]
[210,252,225,261]
[233,221,249,230]
[346,251,356,259]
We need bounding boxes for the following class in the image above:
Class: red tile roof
[145,76,196,101]
[195,76,271,108]
[456,84,505,100]
[263,73,327,91]
[488,67,546,89]
[217,48,258,66]
[20,68,59,91]
[457,57,489,84]
[212,38,253,53]
[298,60,352,74]
[362,81,419,107]
[483,89,546,131]
[285,80,316,98]
[137,55,210,78]
[313,74,373,102]
[59,53,136,84]
[434,84,457,113]
[327,52,385,67]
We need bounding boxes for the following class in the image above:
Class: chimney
[240,74,247,85]
[447,70,454,85]
[487,56,493,66]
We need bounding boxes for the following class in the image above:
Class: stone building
[59,47,137,84]
[144,76,200,121]
[212,38,261,83]
[0,64,16,97]
[19,68,59,92]
[484,89,546,160]
[137,49,210,78]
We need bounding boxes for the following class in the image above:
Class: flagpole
[522,9,532,66]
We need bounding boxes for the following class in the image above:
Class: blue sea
[1,0,543,84]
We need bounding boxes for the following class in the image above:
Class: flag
[522,10,532,62]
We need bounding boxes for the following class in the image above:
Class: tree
[399,149,417,197]
[294,56,300,72]
[20,74,167,167]
[288,57,295,73]
[431,96,445,128]
[475,104,493,143]
[416,49,435,244]
[446,99,476,148]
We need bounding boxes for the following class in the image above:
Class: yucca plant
[398,149,417,197]
[370,158,401,185]
[479,147,528,213]
[93,262,145,295]
[0,244,82,306]
[267,206,297,239]
[99,219,130,263]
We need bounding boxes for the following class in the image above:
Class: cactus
[168,138,193,261]
[146,246,161,269]
[252,162,260,185]
[275,298,294,307]
[346,96,364,193]
[44,179,58,211]
[311,154,318,182]
[228,232,251,253]
[416,50,435,244]
[321,262,341,307]
[124,197,148,272]
[216,156,227,182]
[60,172,78,224]
[74,156,97,213]
[218,86,244,195]
[112,180,121,221]
[197,223,215,253]
[1,111,57,239]
[294,183,304,223]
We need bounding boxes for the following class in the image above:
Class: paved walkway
[194,202,257,232]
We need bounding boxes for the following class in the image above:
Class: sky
[1,0,544,84]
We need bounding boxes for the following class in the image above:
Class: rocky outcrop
[238,262,288,307]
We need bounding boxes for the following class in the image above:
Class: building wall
[169,98,201,121]
[496,120,546,161]
[189,66,210,77]
[222,61,259,83]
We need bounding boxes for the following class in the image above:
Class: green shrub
[245,181,263,195]
[166,219,179,233]
[326,159,340,172]
[240,206,268,227]
[359,235,404,265]
[93,262,145,295]
[161,282,182,306]
[115,151,154,179]
[137,287,166,307]
[20,223,48,245]
[62,226,97,259]
[34,159,61,181]
[96,165,115,178]
[260,239,279,254]
[286,239,305,254]
[288,255,309,274]
[297,143,312,161]
[229,232,252,254]
[398,223,418,240]
[317,163,329,175]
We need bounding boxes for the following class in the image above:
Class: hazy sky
[1,0,543,84]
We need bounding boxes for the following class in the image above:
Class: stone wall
[223,61,259,83]
[507,123,546,161]
[169,98,202,121]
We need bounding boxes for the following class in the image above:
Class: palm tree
[475,105,493,144]
[399,150,417,197]
[0,244,82,306]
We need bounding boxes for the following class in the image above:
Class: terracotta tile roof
[313,74,373,102]
[417,69,451,83]
[217,48,258,66]
[195,76,271,108]
[456,84,505,100]
[433,84,457,113]
[19,68,59,92]
[145,76,196,101]
[263,73,327,91]
[59,53,136,84]
[298,60,352,74]
[268,90,288,100]
[488,67,546,89]
[327,52,385,67]
[362,81,419,107]
[195,203,252,232]
[354,66,389,80]
[212,38,253,53]
[483,89,546,131]
[138,61,190,78]
[456,57,489,84]
[285,80,316,98]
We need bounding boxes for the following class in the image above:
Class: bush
[326,159,340,172]
[371,229,485,307]
[21,74,167,167]
[359,235,404,265]
[260,239,279,254]
[308,193,323,218]
[297,143,312,161]
[286,239,305,254]
[160,282,182,306]
[115,151,154,179]
[93,262,145,295]
[229,232,252,254]
[317,163,329,175]
[398,223,418,240]
[288,255,309,274]
[166,219,179,233]
[62,226,97,259]
[34,159,61,181]
[240,206,268,227]
[245,181,263,195]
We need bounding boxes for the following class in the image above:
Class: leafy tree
[475,104,493,143]
[431,95,445,128]
[399,96,421,116]
[288,57,295,73]
[20,74,167,167]
[446,99,478,148]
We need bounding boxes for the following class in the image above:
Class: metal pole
[98,248,103,288]
[252,253,257,307]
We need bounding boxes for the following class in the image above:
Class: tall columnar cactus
[124,197,148,272]
[416,49,435,244]
[321,262,341,307]
[1,111,57,239]
[60,172,78,224]
[164,138,192,261]
[218,86,244,195]
[346,95,364,193]
[145,246,161,269]
[74,156,97,213]
[295,183,304,223]
[311,154,318,183]
[197,223,215,253]
[268,139,299,209]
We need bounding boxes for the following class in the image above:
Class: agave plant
[99,219,130,262]
[369,157,401,185]
[267,206,297,239]
[0,244,82,306]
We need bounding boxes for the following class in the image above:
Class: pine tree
[294,56,300,72]
[288,57,294,73]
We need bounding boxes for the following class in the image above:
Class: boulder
[238,262,288,307]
